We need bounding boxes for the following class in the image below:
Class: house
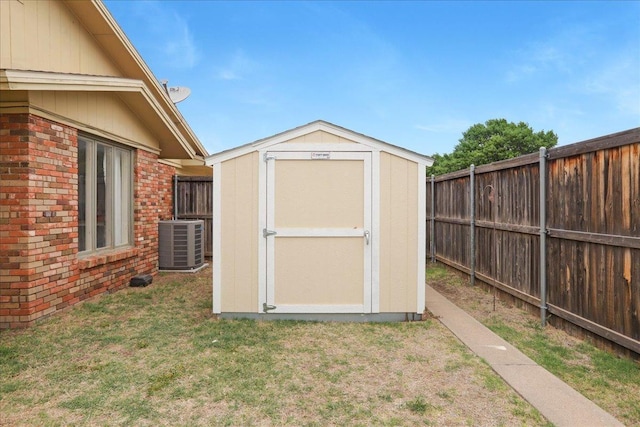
[0,0,209,328]
[205,120,434,321]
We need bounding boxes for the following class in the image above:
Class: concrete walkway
[426,285,623,427]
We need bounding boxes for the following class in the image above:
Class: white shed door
[264,151,372,313]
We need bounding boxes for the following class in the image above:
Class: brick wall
[0,114,78,327]
[157,162,175,221]
[0,113,176,329]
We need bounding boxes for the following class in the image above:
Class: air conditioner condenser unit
[158,220,205,271]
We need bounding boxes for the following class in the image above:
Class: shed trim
[212,163,222,314]
[262,150,373,314]
[211,121,431,318]
[205,120,434,166]
[371,150,381,312]
[417,163,427,313]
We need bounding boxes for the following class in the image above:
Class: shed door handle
[364,230,370,245]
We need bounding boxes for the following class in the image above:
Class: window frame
[78,134,134,256]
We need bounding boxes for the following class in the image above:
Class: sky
[103,1,640,157]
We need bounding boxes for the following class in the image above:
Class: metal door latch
[263,303,277,312]
[364,230,370,245]
[263,228,277,238]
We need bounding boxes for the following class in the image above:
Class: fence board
[429,128,640,355]
[176,176,213,257]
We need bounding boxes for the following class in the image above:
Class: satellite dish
[168,86,191,103]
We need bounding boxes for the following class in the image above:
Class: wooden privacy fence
[175,176,213,257]
[426,128,640,355]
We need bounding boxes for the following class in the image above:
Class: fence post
[430,174,436,263]
[539,147,548,326]
[470,164,476,286]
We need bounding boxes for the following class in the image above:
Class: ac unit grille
[158,220,204,270]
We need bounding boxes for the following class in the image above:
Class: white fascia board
[158,159,209,170]
[0,69,142,92]
[204,120,434,166]
[91,0,208,158]
[157,158,182,168]
[315,121,434,165]
[206,123,327,165]
[1,70,198,160]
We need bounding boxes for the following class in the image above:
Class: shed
[205,121,434,321]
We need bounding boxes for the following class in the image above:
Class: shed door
[264,151,372,313]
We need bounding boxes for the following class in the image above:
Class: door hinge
[263,228,277,238]
[263,303,277,312]
[263,153,276,162]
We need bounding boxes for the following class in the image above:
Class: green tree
[427,119,558,176]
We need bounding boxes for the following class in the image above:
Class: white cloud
[505,26,593,82]
[162,15,199,69]
[217,70,240,81]
[210,50,281,110]
[213,49,261,81]
[504,22,639,119]
[506,64,536,83]
[125,1,200,69]
[583,56,640,116]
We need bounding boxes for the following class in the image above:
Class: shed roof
[205,120,434,166]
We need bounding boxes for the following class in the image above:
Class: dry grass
[0,266,548,426]
[428,263,640,426]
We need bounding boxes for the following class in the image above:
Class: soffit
[0,69,193,159]
[62,0,207,158]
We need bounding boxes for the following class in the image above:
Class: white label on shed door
[264,151,372,313]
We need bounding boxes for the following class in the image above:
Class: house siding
[0,113,175,328]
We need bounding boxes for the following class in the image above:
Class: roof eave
[1,69,196,159]
[63,0,208,158]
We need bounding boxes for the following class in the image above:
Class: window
[78,135,133,254]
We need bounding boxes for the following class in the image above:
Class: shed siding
[379,152,419,312]
[220,152,260,312]
[29,91,160,151]
[287,130,352,144]
[0,0,120,76]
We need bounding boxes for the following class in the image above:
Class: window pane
[113,149,131,246]
[96,144,108,249]
[78,135,132,254]
[78,139,87,252]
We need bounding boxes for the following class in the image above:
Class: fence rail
[427,128,640,355]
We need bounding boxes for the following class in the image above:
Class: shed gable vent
[158,220,204,270]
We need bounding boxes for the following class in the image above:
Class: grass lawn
[0,267,549,426]
[428,263,640,426]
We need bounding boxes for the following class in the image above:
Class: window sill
[78,247,139,270]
